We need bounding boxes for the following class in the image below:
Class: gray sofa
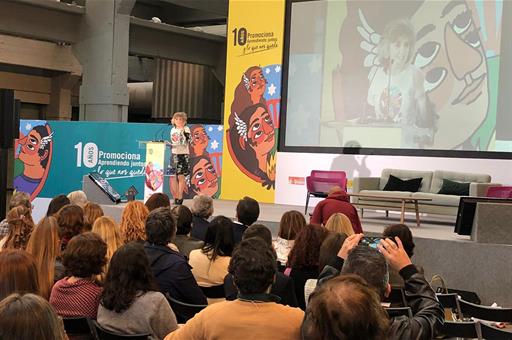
[352,168,496,216]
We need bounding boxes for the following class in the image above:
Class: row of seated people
[0,189,444,339]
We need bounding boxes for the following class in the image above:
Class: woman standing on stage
[169,112,191,205]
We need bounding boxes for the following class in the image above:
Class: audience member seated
[310,186,363,233]
[145,192,171,212]
[274,210,306,269]
[190,195,214,241]
[0,293,67,340]
[304,232,348,306]
[302,274,389,340]
[317,234,444,340]
[98,242,178,338]
[50,232,106,318]
[57,204,85,252]
[0,249,40,300]
[0,191,31,239]
[382,223,423,287]
[120,200,149,243]
[165,237,304,340]
[83,201,104,231]
[26,217,64,299]
[0,206,35,250]
[232,196,260,244]
[189,216,234,303]
[286,224,328,310]
[224,224,299,307]
[324,213,355,236]
[92,216,124,282]
[67,190,88,207]
[46,194,70,217]
[144,207,207,305]
[171,205,203,257]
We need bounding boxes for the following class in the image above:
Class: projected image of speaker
[83,172,121,204]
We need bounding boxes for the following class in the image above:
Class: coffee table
[349,193,433,227]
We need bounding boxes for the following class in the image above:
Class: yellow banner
[220,0,286,203]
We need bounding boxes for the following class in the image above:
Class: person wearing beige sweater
[165,237,304,340]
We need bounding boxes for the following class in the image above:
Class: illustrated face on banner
[411,0,488,148]
[247,68,267,103]
[227,102,276,189]
[190,125,210,157]
[14,123,53,199]
[189,155,219,197]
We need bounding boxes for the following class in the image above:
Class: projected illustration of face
[18,130,44,166]
[248,69,267,104]
[191,158,218,197]
[412,0,488,149]
[248,106,275,156]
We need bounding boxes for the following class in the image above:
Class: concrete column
[75,0,135,122]
[47,74,80,120]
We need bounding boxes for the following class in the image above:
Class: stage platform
[100,199,512,307]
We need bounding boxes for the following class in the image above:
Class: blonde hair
[171,111,188,126]
[325,213,354,236]
[26,217,60,299]
[120,201,149,243]
[83,202,104,231]
[67,190,88,207]
[3,206,35,250]
[92,216,124,282]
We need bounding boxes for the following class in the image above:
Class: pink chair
[305,170,347,214]
[486,186,512,198]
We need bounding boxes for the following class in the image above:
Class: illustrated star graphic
[274,65,281,73]
[268,83,277,96]
[210,139,219,150]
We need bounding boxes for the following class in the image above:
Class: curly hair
[62,232,107,278]
[56,204,84,240]
[228,237,276,295]
[287,224,328,269]
[3,206,35,250]
[8,191,31,210]
[101,242,159,313]
[278,210,306,240]
[120,201,149,243]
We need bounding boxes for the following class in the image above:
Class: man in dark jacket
[309,234,443,340]
[310,186,362,233]
[144,207,207,305]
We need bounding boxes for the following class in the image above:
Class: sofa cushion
[359,190,413,199]
[438,179,470,196]
[383,175,422,192]
[379,169,433,193]
[430,170,491,193]
[411,192,461,206]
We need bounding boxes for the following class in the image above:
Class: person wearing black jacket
[144,207,207,305]
[310,234,444,340]
[232,197,260,244]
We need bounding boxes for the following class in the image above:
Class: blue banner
[14,120,223,201]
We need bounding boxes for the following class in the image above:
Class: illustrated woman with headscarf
[227,103,276,189]
[14,125,53,198]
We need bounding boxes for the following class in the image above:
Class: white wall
[275,152,512,206]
